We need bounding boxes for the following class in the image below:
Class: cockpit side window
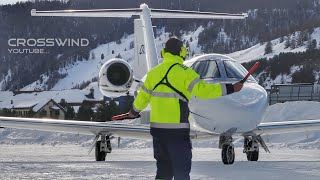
[191,60,220,79]
[223,60,255,81]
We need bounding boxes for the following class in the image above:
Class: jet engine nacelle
[98,58,133,97]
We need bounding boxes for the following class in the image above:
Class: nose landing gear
[243,135,270,162]
[95,135,112,161]
[243,136,259,161]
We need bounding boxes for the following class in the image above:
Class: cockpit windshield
[191,60,220,79]
[223,60,255,81]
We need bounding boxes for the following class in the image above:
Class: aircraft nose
[189,82,268,133]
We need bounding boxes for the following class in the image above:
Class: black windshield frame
[191,60,221,79]
[223,60,255,81]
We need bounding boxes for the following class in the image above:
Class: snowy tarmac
[0,145,319,180]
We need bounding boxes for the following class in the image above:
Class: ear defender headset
[162,46,187,59]
[180,46,187,59]
[161,48,166,58]
[162,38,188,59]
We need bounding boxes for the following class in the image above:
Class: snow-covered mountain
[21,27,205,91]
[227,27,320,63]
[23,26,320,90]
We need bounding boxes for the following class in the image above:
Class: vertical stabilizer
[133,19,149,80]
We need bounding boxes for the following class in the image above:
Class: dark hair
[164,37,183,56]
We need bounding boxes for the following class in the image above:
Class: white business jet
[1,4,320,164]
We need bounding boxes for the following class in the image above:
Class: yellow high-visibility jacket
[132,52,233,130]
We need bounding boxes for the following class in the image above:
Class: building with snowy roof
[0,88,103,119]
[11,99,66,119]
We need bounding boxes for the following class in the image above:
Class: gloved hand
[233,81,243,92]
[128,110,139,118]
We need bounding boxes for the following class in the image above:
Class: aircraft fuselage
[184,54,268,134]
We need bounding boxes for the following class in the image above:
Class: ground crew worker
[128,37,243,180]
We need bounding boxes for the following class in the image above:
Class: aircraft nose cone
[189,82,268,133]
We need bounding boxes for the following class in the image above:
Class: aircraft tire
[246,150,259,161]
[221,144,235,165]
[95,140,107,161]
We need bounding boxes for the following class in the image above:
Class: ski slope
[227,27,320,63]
[20,27,204,91]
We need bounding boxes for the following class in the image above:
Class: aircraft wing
[253,119,320,135]
[0,117,215,140]
[0,116,151,139]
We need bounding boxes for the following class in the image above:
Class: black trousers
[152,135,192,180]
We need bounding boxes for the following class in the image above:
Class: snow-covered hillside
[21,27,204,91]
[19,26,320,91]
[227,27,320,62]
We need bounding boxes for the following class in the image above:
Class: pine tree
[77,104,94,121]
[101,53,105,60]
[105,99,120,121]
[290,34,297,49]
[91,52,96,60]
[284,36,291,49]
[264,41,273,55]
[279,36,284,43]
[307,39,317,50]
[95,102,108,122]
[65,106,76,120]
[0,108,16,117]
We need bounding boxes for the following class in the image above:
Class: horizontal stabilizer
[150,9,248,19]
[31,8,141,17]
[31,8,247,20]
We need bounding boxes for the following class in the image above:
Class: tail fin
[133,19,149,80]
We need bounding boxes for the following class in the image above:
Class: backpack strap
[153,63,189,102]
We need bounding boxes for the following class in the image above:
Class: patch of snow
[262,101,320,147]
[0,145,319,179]
[290,65,303,74]
[21,75,49,91]
[21,27,204,91]
[228,27,320,63]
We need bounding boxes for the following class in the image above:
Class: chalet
[0,88,103,117]
[10,99,66,119]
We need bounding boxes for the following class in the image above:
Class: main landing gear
[219,129,270,165]
[243,136,259,161]
[219,128,237,165]
[95,135,112,161]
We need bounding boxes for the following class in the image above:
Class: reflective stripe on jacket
[132,52,232,130]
